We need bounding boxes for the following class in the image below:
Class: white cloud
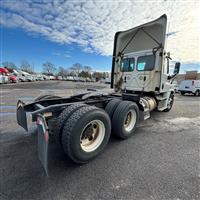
[52,51,71,58]
[0,0,200,64]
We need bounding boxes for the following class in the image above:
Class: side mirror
[173,62,180,75]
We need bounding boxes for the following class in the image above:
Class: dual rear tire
[57,105,111,164]
[105,99,139,139]
[56,99,139,164]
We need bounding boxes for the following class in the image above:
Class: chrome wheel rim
[167,96,173,109]
[80,120,105,152]
[124,110,136,132]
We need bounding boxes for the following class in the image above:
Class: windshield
[137,55,155,71]
[121,58,135,72]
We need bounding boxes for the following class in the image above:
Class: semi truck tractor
[16,14,180,174]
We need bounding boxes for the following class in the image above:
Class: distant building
[175,71,200,83]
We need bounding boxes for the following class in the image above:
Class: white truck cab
[111,14,180,112]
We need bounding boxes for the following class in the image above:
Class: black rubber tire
[163,93,174,112]
[194,90,199,96]
[180,92,185,96]
[112,101,139,139]
[61,106,111,164]
[34,94,61,102]
[55,104,88,146]
[105,98,121,119]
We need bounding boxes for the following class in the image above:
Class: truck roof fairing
[111,14,167,88]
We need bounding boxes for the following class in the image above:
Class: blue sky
[1,27,112,72]
[0,0,199,73]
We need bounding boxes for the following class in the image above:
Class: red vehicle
[0,67,17,83]
[8,74,18,83]
[0,67,9,74]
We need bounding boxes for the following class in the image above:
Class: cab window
[137,55,155,71]
[121,58,135,72]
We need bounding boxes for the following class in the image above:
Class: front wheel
[61,106,111,164]
[194,90,199,96]
[163,93,174,112]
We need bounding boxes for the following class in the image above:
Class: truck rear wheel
[112,101,139,139]
[55,104,88,146]
[105,98,121,118]
[61,106,111,163]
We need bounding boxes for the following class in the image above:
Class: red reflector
[36,118,41,125]
[44,131,49,143]
[36,118,40,125]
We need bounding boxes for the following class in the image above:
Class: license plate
[185,86,189,89]
[37,115,49,176]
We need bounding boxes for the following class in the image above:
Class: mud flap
[16,100,28,131]
[36,115,49,176]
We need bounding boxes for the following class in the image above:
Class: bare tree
[80,65,92,78]
[2,61,17,70]
[71,63,82,76]
[20,60,33,73]
[43,62,56,75]
[92,72,105,81]
[84,65,92,73]
[57,66,69,77]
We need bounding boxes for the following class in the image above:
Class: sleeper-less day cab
[16,15,180,175]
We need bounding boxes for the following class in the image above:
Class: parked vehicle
[21,71,34,82]
[0,67,9,75]
[43,75,50,80]
[79,77,86,82]
[17,15,180,175]
[85,77,91,82]
[0,68,9,83]
[56,76,63,80]
[73,76,79,82]
[179,80,200,96]
[8,74,18,83]
[0,74,3,84]
[49,76,56,80]
[105,77,111,84]
[0,74,9,83]
[18,74,26,82]
[36,74,44,81]
[66,76,74,81]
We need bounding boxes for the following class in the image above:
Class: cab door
[136,54,156,91]
[120,57,137,90]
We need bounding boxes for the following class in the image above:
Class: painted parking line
[0,105,16,109]
[0,90,10,93]
[0,112,16,116]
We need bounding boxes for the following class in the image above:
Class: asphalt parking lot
[0,81,199,200]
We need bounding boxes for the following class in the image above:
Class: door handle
[124,76,127,83]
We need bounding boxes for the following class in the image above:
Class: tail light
[192,80,194,86]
